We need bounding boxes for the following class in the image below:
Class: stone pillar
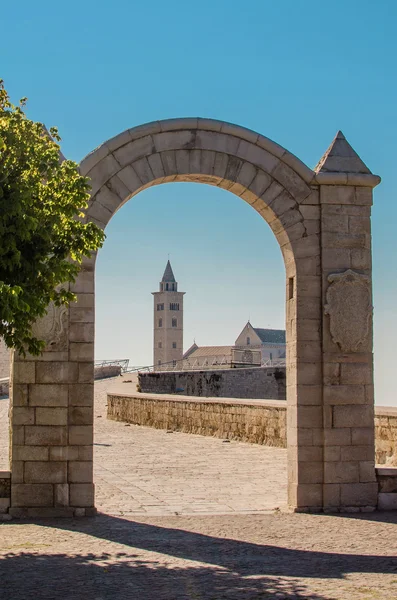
[286,186,324,511]
[9,265,96,517]
[317,132,380,511]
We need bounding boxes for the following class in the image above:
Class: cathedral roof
[252,328,286,344]
[161,260,176,283]
[184,346,233,359]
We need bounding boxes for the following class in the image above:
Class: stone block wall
[108,393,287,446]
[138,366,286,400]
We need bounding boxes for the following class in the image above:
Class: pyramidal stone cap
[315,130,372,174]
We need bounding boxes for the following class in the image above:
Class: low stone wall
[375,406,397,465]
[108,393,287,447]
[0,471,11,515]
[138,366,286,400]
[94,365,122,380]
[376,467,397,510]
[0,378,9,396]
[108,392,397,466]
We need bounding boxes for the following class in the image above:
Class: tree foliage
[0,80,105,355]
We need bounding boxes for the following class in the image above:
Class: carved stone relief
[31,302,68,351]
[325,269,372,352]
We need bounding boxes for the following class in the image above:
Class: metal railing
[94,359,130,372]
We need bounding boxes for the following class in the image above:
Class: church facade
[153,261,285,371]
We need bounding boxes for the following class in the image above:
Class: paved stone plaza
[1,380,397,598]
[1,379,288,515]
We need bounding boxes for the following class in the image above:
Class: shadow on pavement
[2,512,397,599]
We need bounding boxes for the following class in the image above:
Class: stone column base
[8,506,97,518]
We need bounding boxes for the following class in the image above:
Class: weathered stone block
[333,405,374,428]
[86,153,120,196]
[323,483,340,507]
[324,385,365,405]
[324,427,351,446]
[25,426,68,446]
[69,406,93,425]
[13,407,35,425]
[340,363,373,385]
[340,446,374,462]
[12,483,54,507]
[297,461,323,484]
[12,384,28,406]
[70,306,94,323]
[36,407,68,426]
[25,461,67,484]
[13,361,35,384]
[324,461,359,484]
[291,483,323,508]
[68,461,93,483]
[359,461,376,482]
[50,446,79,461]
[78,364,94,384]
[69,483,95,507]
[54,483,69,507]
[75,293,95,308]
[320,186,355,205]
[324,446,341,462]
[29,384,69,407]
[69,323,95,343]
[36,362,78,384]
[69,426,93,446]
[351,248,371,270]
[13,446,49,461]
[69,384,94,406]
[340,482,377,507]
[321,248,351,269]
[78,446,93,461]
[70,270,94,295]
[69,343,95,362]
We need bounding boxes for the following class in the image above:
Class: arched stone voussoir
[81,118,315,200]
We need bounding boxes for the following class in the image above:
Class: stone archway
[9,120,380,516]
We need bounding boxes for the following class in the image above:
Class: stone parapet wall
[0,471,11,515]
[138,366,286,400]
[108,393,287,447]
[376,467,397,510]
[94,365,122,380]
[0,378,9,396]
[375,407,397,465]
[108,392,397,467]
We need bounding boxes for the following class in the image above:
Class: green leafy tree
[0,80,105,356]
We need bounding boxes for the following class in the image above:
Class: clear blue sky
[2,0,397,404]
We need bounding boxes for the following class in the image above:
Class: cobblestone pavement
[1,381,397,598]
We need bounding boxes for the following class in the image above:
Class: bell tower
[152,260,185,370]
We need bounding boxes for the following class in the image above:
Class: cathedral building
[153,260,286,371]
